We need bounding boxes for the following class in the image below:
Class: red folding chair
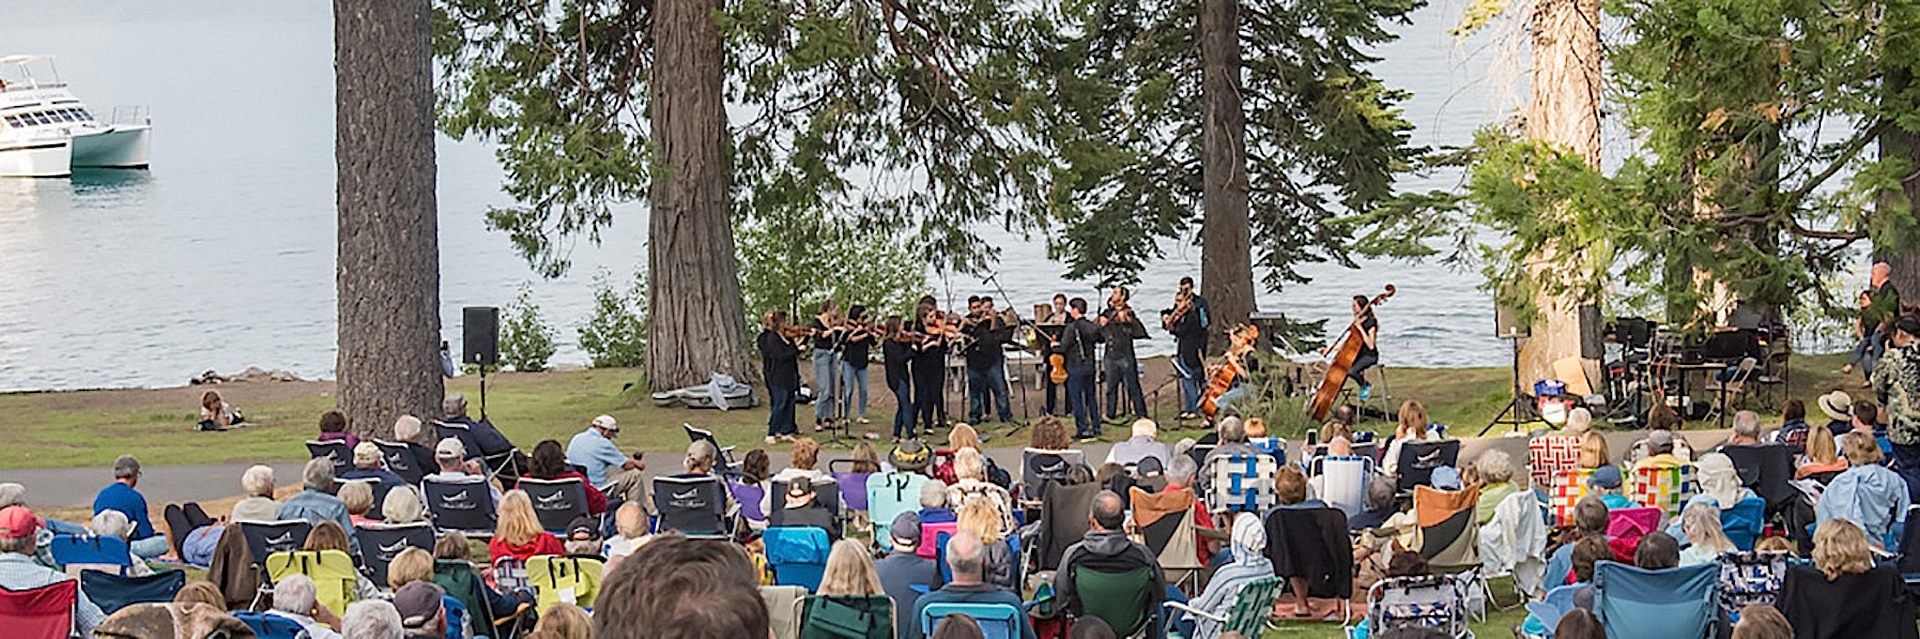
[0,579,78,639]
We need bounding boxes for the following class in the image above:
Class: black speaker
[463,307,499,366]
[1494,305,1530,339]
[1579,304,1604,359]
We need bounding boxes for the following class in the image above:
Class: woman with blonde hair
[1382,399,1438,476]
[381,485,428,524]
[532,603,594,639]
[172,580,226,609]
[1811,518,1876,581]
[1814,432,1911,548]
[816,539,886,597]
[1796,426,1847,482]
[303,521,382,600]
[338,480,377,527]
[945,448,1016,532]
[1676,502,1737,566]
[956,497,1017,590]
[488,490,564,562]
[1576,431,1612,469]
[1779,518,1918,637]
[849,441,884,474]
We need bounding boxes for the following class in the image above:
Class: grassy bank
[0,353,1861,470]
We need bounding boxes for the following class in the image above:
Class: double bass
[1307,284,1395,421]
[1199,324,1259,417]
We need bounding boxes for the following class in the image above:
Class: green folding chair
[798,594,893,639]
[1074,566,1157,638]
[1164,575,1284,639]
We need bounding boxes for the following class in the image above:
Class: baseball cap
[1647,429,1674,448]
[0,506,37,540]
[353,442,382,466]
[1587,465,1623,489]
[891,441,931,471]
[1431,466,1462,491]
[434,437,466,461]
[592,415,618,431]
[890,511,923,549]
[393,581,446,630]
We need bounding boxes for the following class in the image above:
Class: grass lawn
[0,352,1863,471]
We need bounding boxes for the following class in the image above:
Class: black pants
[913,370,943,434]
[164,503,214,559]
[1349,351,1378,386]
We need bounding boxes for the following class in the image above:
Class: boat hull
[70,125,149,169]
[0,140,71,177]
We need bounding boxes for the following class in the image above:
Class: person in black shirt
[758,311,803,444]
[883,316,918,441]
[1097,287,1149,421]
[1338,294,1382,400]
[839,305,876,427]
[910,301,949,435]
[1042,293,1069,415]
[963,296,1016,424]
[1061,298,1103,440]
[1165,277,1210,420]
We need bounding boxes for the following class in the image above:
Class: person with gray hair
[1348,477,1399,531]
[90,509,156,577]
[382,484,429,524]
[1726,411,1763,447]
[0,483,87,537]
[1199,416,1262,494]
[1106,418,1172,468]
[93,455,170,559]
[267,574,342,639]
[1472,449,1519,525]
[0,505,106,634]
[343,600,405,639]
[441,393,518,460]
[685,440,719,475]
[277,457,356,552]
[919,477,954,522]
[903,530,1037,639]
[231,465,281,524]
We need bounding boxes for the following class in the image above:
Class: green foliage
[500,282,557,372]
[579,270,649,368]
[738,211,928,320]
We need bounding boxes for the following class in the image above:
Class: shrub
[500,282,557,372]
[579,269,648,368]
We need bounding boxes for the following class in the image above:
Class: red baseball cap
[0,505,38,540]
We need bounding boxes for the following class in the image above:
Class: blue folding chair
[765,526,832,592]
[921,602,1022,639]
[1520,583,1580,638]
[1204,454,1278,516]
[48,534,133,575]
[232,610,309,639]
[80,569,185,614]
[1592,561,1717,639]
[1720,497,1767,551]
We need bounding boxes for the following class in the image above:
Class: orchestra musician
[909,296,950,434]
[883,316,918,441]
[962,296,1017,424]
[838,305,876,426]
[1165,276,1210,420]
[1060,297,1103,440]
[809,300,845,432]
[1043,293,1069,415]
[757,311,803,443]
[1328,293,1382,400]
[1098,286,1149,421]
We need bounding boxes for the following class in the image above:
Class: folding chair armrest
[1162,600,1225,623]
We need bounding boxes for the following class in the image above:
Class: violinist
[909,296,949,433]
[882,316,918,441]
[1098,286,1149,421]
[757,311,803,444]
[1327,294,1381,400]
[1165,276,1210,421]
[1060,297,1104,440]
[839,305,876,427]
[809,300,845,432]
[1042,293,1069,415]
[962,296,1016,424]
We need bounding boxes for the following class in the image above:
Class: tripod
[1479,335,1527,436]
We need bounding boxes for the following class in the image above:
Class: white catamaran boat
[0,54,151,177]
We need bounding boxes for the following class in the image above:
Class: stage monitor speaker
[463,306,499,366]
[1494,305,1530,339]
[1579,304,1604,359]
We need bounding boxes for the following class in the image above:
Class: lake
[0,0,1519,392]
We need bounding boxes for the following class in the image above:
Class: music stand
[1481,314,1530,436]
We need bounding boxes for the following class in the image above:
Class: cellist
[1323,294,1382,400]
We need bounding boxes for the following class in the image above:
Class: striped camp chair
[1548,468,1597,528]
[1629,464,1698,518]
[1529,436,1583,490]
[1204,453,1279,517]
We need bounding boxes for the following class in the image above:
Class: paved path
[5,427,1740,509]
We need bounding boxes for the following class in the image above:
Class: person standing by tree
[1872,315,1920,504]
[1165,277,1210,421]
[1062,298,1104,441]
[1861,263,1902,388]
[759,311,803,444]
[1097,286,1149,422]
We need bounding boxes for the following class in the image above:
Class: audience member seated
[1586,465,1633,509]
[1162,455,1218,563]
[343,441,409,490]
[1554,609,1606,639]
[1577,431,1611,470]
[1816,390,1853,437]
[340,480,378,528]
[1382,400,1439,477]
[1200,416,1260,472]
[1633,429,1688,471]
[1675,502,1737,566]
[1472,450,1518,526]
[946,448,1016,533]
[593,534,772,639]
[1814,430,1910,548]
[199,390,245,431]
[266,574,343,639]
[1797,426,1848,483]
[602,502,651,571]
[762,437,832,515]
[1107,419,1172,468]
[343,600,405,639]
[819,538,886,600]
[394,415,440,477]
[1634,530,1680,570]
[1781,518,1919,639]
[1347,478,1398,532]
[876,512,938,627]
[743,448,774,487]
[532,604,593,639]
[1567,537,1611,610]
[849,441,885,474]
[426,438,504,504]
[1546,496,1612,587]
[305,521,381,601]
[161,498,222,565]
[232,465,281,523]
[956,498,1016,591]
[564,415,651,517]
[907,531,1037,639]
[781,477,841,541]
[1730,603,1793,639]
[520,440,608,516]
[1721,410,1766,449]
[442,393,516,461]
[318,409,361,451]
[89,510,155,576]
[431,531,531,629]
[1055,490,1164,630]
[1181,513,1271,638]
[394,580,451,639]
[564,516,602,556]
[93,455,169,558]
[1,505,106,634]
[383,485,430,525]
[1769,400,1812,450]
[1560,407,1594,438]
[1840,401,1882,454]
[0,483,86,538]
[280,458,357,552]
[489,490,565,562]
[173,580,226,609]
[919,480,956,525]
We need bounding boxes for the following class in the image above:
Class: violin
[1199,324,1259,417]
[1167,295,1194,328]
[1307,284,1395,421]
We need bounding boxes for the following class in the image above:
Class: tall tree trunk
[1199,0,1253,352]
[647,0,754,391]
[1879,67,1920,297]
[1517,0,1602,389]
[335,0,444,437]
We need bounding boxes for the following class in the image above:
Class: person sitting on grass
[278,458,356,553]
[488,490,564,563]
[93,455,169,559]
[518,440,607,516]
[198,390,244,431]
[317,409,361,451]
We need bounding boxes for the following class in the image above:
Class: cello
[1199,324,1259,417]
[1307,284,1395,421]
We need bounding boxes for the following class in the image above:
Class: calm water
[0,0,1515,392]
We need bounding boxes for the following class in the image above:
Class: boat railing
[102,105,148,126]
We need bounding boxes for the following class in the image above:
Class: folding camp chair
[1720,497,1766,551]
[921,602,1023,639]
[423,476,498,537]
[372,438,428,485]
[1592,561,1717,639]
[1720,444,1797,519]
[1072,565,1160,637]
[1204,453,1279,517]
[827,460,875,532]
[1901,505,1920,592]
[48,534,133,576]
[798,594,893,639]
[1547,468,1598,528]
[236,519,312,609]
[1528,435,1583,490]
[1395,440,1461,494]
[1414,485,1480,571]
[434,419,523,484]
[731,480,769,530]
[306,440,353,479]
[684,423,744,479]
[654,474,731,536]
[1164,574,1284,639]
[1248,437,1289,462]
[768,478,841,531]
[766,526,833,591]
[867,471,930,551]
[266,549,358,618]
[491,556,530,593]
[527,555,604,612]
[80,568,184,614]
[1365,574,1472,638]
[1520,583,1580,639]
[0,579,76,639]
[1130,486,1204,590]
[356,522,435,588]
[1605,507,1663,561]
[1320,455,1374,519]
[518,476,590,533]
[1716,550,1789,627]
[1629,464,1698,518]
[232,610,308,639]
